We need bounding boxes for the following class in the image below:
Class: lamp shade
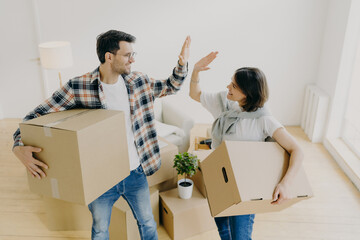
[38,41,73,69]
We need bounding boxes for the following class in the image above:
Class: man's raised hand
[178,36,191,66]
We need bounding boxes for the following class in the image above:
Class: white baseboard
[324,138,360,191]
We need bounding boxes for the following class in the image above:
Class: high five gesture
[178,36,191,66]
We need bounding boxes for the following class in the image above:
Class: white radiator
[301,85,329,143]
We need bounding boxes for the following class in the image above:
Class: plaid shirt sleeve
[149,61,188,98]
[13,80,76,148]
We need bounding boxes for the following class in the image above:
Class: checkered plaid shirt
[13,62,188,176]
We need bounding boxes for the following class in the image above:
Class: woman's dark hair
[234,67,269,112]
[96,30,136,64]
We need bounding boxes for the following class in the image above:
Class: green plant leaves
[173,152,199,178]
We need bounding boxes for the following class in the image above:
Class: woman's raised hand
[193,51,218,72]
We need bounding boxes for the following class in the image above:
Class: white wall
[0,0,45,118]
[1,0,330,125]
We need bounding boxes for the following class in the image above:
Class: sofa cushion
[164,134,184,148]
[155,120,185,138]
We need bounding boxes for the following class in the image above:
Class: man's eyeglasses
[124,52,137,60]
[111,51,137,60]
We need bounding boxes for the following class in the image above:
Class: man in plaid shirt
[13,30,190,240]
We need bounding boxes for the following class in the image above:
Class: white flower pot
[177,179,194,199]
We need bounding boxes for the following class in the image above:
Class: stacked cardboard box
[156,134,218,239]
[148,137,178,190]
[160,187,216,240]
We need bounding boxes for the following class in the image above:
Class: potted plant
[173,152,199,199]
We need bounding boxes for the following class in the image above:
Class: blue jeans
[88,165,158,240]
[215,214,255,240]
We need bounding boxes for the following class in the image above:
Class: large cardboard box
[147,137,178,187]
[42,187,159,235]
[19,109,131,205]
[160,187,217,240]
[201,141,313,217]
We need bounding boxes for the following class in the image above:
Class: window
[342,40,360,158]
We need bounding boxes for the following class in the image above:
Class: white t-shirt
[200,91,283,142]
[101,76,140,170]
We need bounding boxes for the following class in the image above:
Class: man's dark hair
[96,30,136,64]
[234,67,269,112]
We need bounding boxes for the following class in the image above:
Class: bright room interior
[0,0,359,239]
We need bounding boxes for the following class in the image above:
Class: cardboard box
[19,109,131,205]
[189,124,212,145]
[160,187,216,240]
[151,176,178,193]
[109,188,159,240]
[41,196,92,231]
[42,187,159,235]
[194,136,211,150]
[201,141,313,217]
[147,137,178,187]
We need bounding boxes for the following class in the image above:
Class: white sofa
[153,98,194,153]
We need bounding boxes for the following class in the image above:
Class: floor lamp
[38,41,73,87]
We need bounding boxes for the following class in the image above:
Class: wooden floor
[0,119,359,240]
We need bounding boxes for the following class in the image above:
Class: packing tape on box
[44,122,59,137]
[51,178,60,199]
[43,110,90,137]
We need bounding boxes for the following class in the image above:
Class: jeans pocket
[134,165,144,175]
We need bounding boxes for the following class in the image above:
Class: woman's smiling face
[226,75,246,106]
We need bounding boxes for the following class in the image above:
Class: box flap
[20,109,89,128]
[20,109,124,132]
[200,142,241,216]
